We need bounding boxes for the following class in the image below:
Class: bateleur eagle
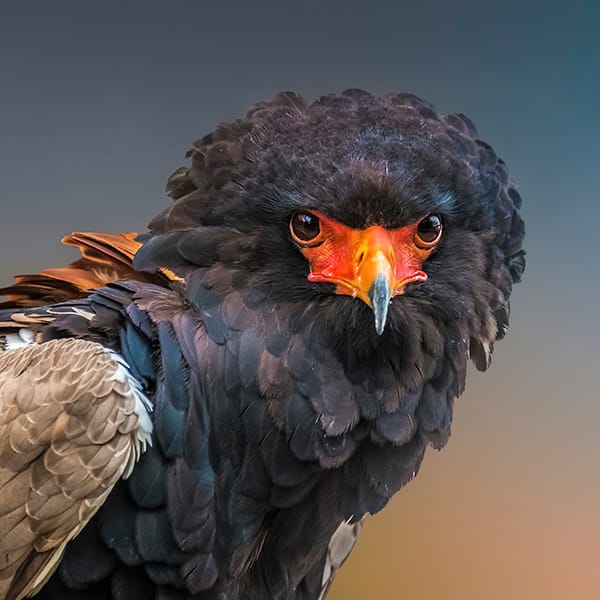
[0,90,525,599]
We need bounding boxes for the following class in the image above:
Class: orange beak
[302,221,429,335]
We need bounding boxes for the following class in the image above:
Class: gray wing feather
[0,338,152,600]
[319,518,364,599]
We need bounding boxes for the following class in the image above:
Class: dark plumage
[0,90,525,599]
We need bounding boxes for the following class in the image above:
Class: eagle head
[135,89,524,367]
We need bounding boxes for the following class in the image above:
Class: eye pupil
[416,214,443,246]
[290,212,321,243]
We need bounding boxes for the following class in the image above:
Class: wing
[0,231,180,309]
[0,337,152,600]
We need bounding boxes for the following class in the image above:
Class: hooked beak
[353,228,395,335]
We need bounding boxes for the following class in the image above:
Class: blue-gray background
[1,2,598,598]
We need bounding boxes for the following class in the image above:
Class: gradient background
[1,2,598,598]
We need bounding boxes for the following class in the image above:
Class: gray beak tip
[368,274,391,336]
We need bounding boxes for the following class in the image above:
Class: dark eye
[290,212,322,245]
[415,214,443,248]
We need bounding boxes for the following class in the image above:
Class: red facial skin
[292,211,437,308]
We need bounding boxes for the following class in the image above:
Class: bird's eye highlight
[290,212,322,245]
[415,214,443,248]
